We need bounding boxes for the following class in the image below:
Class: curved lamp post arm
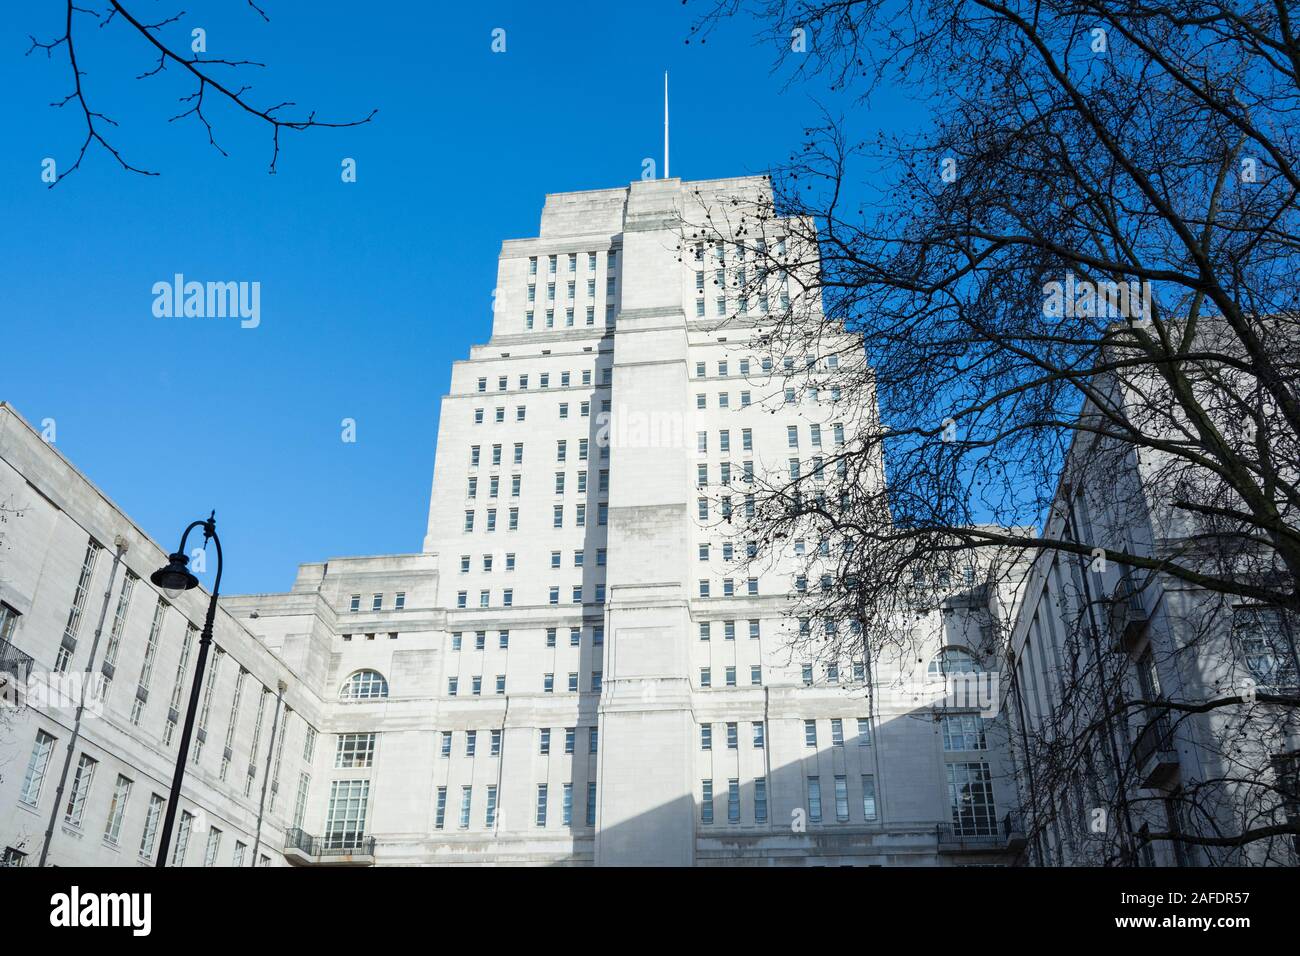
[171,518,208,555]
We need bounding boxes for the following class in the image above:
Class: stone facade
[1003,397,1300,867]
[0,176,1022,867]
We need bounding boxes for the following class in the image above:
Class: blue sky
[3,1,907,594]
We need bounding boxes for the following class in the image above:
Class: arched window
[928,647,979,678]
[340,669,389,700]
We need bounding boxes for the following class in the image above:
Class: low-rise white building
[1002,369,1300,867]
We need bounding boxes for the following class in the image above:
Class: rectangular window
[942,714,987,751]
[807,777,823,824]
[104,774,132,844]
[946,762,997,835]
[754,778,768,823]
[435,786,447,829]
[536,784,549,826]
[293,772,310,830]
[727,779,741,824]
[203,827,223,867]
[459,786,473,829]
[862,775,878,821]
[325,779,370,850]
[56,539,101,672]
[857,717,872,745]
[102,572,135,680]
[139,793,164,860]
[485,785,498,827]
[834,774,850,822]
[701,780,714,824]
[19,731,56,806]
[64,753,98,827]
[335,732,377,768]
[752,721,765,749]
[804,719,817,747]
[171,810,194,866]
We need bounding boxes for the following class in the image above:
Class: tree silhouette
[26,1,376,185]
[686,0,1300,863]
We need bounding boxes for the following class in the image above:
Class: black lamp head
[151,551,199,599]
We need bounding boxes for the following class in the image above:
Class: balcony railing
[937,812,1024,852]
[283,827,375,864]
[0,637,34,695]
[1132,714,1180,788]
[1108,571,1149,652]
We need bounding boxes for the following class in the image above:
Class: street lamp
[149,510,223,868]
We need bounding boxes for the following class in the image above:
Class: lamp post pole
[151,512,223,868]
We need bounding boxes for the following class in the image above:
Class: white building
[0,176,1021,867]
[1002,364,1300,867]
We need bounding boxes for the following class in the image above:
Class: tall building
[0,176,1021,867]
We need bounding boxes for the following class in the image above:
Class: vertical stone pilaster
[595,180,697,866]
